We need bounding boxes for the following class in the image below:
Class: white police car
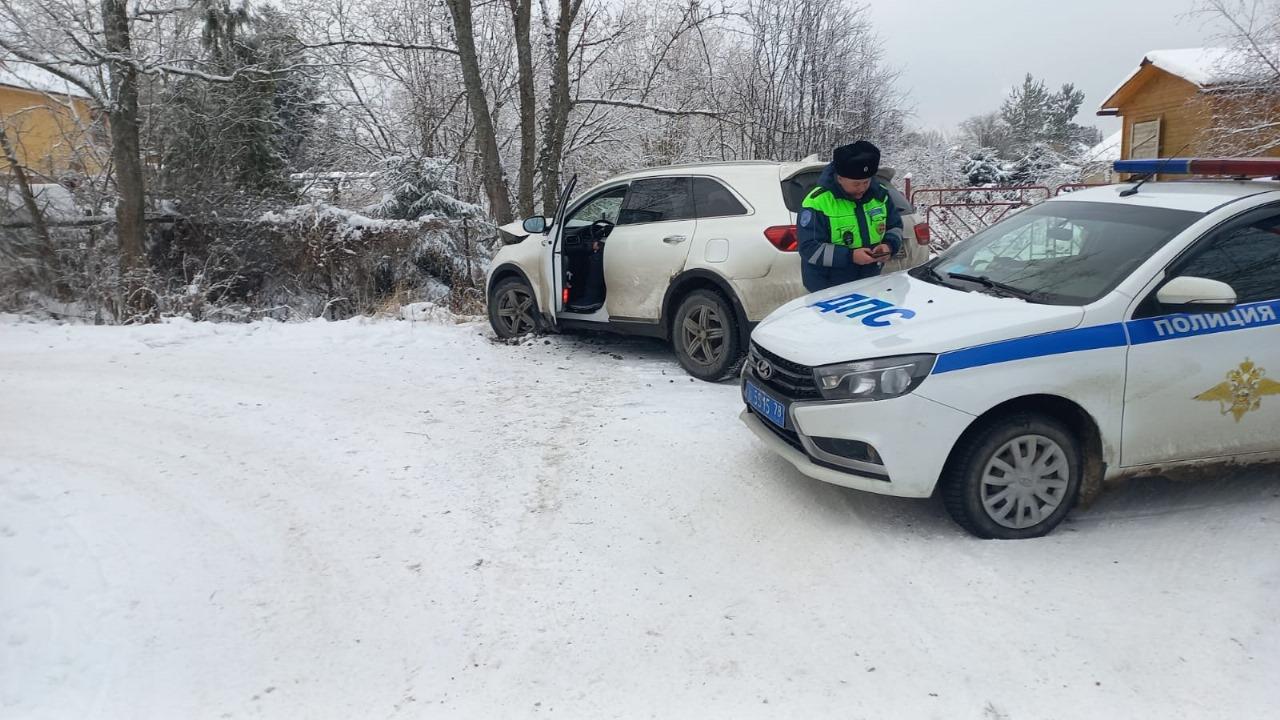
[741,159,1280,539]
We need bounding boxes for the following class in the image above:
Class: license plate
[745,380,788,429]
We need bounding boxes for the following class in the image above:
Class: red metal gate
[1054,183,1109,195]
[911,186,1052,250]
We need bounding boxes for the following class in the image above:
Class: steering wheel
[588,219,614,243]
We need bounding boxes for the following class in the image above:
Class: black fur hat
[833,140,880,180]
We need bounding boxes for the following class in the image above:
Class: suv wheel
[672,289,744,382]
[488,277,541,338]
[941,413,1082,539]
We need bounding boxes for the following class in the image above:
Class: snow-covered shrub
[962,149,1010,186]
[366,155,486,223]
[155,202,493,319]
[0,201,494,322]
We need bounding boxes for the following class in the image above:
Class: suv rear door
[603,176,697,320]
[687,176,766,275]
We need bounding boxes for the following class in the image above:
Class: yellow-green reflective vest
[801,185,889,249]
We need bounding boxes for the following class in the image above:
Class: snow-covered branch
[575,97,734,121]
[299,39,458,55]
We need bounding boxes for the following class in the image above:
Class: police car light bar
[1113,158,1280,177]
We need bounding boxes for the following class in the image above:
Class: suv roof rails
[634,159,783,172]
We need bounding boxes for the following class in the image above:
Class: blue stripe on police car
[932,299,1280,375]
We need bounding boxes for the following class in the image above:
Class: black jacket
[797,163,904,292]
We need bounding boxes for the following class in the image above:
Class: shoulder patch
[799,209,814,227]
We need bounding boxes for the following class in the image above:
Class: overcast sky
[865,0,1214,138]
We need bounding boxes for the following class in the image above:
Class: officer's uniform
[797,141,904,293]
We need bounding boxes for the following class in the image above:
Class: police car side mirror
[1156,275,1238,313]
[522,216,548,235]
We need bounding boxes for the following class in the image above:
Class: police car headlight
[812,354,936,401]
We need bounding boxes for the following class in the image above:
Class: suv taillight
[914,222,931,244]
[764,225,798,252]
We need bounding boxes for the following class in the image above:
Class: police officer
[797,140,904,293]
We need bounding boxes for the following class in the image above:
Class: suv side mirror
[1156,275,1237,313]
[522,216,548,234]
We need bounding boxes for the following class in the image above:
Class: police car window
[973,216,1085,265]
[692,177,748,218]
[921,201,1201,305]
[617,177,693,225]
[1176,212,1280,304]
[566,185,627,228]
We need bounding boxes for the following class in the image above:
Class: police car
[741,159,1280,539]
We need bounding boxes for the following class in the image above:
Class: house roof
[1097,47,1261,115]
[0,59,91,100]
[1082,130,1123,164]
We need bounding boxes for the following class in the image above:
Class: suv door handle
[663,235,688,244]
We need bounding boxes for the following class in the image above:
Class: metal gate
[911,186,1051,251]
[1054,183,1109,196]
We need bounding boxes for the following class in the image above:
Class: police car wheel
[941,413,1082,540]
[671,289,743,382]
[488,277,541,338]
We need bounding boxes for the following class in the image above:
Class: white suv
[486,160,825,380]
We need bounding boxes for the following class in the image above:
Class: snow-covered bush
[367,155,486,222]
[1,201,492,322]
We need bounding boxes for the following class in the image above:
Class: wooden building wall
[0,85,102,178]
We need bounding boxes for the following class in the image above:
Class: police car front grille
[748,343,821,400]
[747,406,807,452]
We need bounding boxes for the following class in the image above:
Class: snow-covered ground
[2,317,1277,719]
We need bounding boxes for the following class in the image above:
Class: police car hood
[751,272,1085,367]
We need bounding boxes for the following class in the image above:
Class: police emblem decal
[1195,359,1280,422]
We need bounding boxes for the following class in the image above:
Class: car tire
[941,412,1082,539]
[488,276,542,338]
[671,289,744,382]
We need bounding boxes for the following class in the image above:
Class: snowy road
[2,318,1278,719]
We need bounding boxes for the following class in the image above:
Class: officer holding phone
[797,140,904,292]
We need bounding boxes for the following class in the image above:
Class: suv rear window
[781,170,821,212]
[692,177,748,218]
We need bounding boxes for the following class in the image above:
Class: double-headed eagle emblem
[1194,359,1280,422]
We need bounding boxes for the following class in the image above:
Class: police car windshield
[917,201,1202,305]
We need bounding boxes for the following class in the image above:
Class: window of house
[1130,119,1161,160]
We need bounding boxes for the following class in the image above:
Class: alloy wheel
[680,303,726,367]
[496,287,537,335]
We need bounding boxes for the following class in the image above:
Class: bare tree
[443,0,514,225]
[0,0,155,316]
[100,0,150,319]
[959,112,1010,155]
[1197,0,1280,155]
[535,0,583,212]
[723,0,904,161]
[507,0,537,218]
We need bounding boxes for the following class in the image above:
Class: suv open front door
[542,175,578,325]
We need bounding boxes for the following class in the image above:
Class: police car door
[1122,206,1280,467]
